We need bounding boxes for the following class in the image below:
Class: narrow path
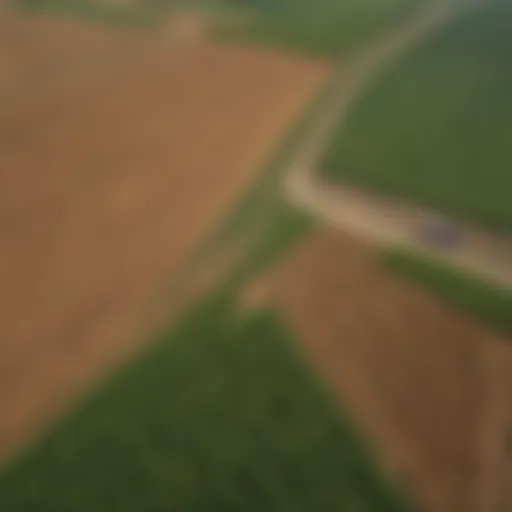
[289,180,512,288]
[284,0,512,290]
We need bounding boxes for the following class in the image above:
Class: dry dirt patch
[0,13,328,458]
[269,228,512,512]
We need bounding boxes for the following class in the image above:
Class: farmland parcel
[322,2,512,229]
[0,11,327,456]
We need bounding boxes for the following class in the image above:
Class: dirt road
[284,0,512,289]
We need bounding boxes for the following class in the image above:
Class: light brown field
[269,228,512,512]
[0,11,328,458]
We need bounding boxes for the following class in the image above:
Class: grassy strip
[226,204,315,290]
[322,2,512,230]
[381,247,512,334]
[0,292,410,511]
[215,0,428,57]
[179,58,346,288]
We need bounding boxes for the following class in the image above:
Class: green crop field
[0,292,409,511]
[216,0,428,56]
[322,1,512,229]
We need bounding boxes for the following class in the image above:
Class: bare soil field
[269,228,512,512]
[0,11,328,458]
[0,10,147,96]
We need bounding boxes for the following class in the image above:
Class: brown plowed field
[270,229,512,512]
[0,12,328,458]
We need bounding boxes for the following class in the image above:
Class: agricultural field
[1,2,506,512]
[0,10,148,95]
[322,1,512,229]
[0,292,409,511]
[0,11,327,456]
[269,228,512,512]
[9,0,432,55]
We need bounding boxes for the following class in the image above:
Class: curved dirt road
[284,0,512,289]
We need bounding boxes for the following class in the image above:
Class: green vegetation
[322,1,512,229]
[381,247,512,334]
[0,293,409,511]
[217,0,427,56]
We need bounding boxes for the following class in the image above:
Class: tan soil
[0,12,328,459]
[269,228,512,512]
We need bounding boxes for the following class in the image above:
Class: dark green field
[0,293,409,511]
[322,1,512,229]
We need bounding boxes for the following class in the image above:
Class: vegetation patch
[322,2,512,229]
[0,293,409,511]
